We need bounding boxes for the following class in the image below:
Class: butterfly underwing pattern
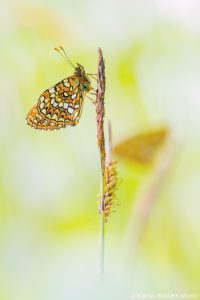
[26,48,94,130]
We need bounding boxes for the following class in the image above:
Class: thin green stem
[99,203,105,279]
[100,157,105,277]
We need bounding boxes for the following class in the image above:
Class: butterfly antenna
[54,47,75,68]
[59,46,75,68]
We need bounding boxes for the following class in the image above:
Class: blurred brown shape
[114,127,169,164]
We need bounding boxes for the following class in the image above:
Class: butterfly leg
[86,95,96,105]
[88,87,97,103]
[87,74,97,81]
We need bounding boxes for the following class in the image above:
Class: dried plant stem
[96,49,118,278]
[96,48,106,278]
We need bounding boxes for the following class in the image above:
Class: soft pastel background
[1,0,200,299]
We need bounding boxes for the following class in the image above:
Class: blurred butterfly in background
[26,46,96,130]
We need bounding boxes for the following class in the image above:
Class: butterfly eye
[82,83,89,91]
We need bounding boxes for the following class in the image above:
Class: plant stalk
[96,48,106,279]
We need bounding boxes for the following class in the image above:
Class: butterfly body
[26,63,92,130]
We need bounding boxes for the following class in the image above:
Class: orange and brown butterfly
[26,46,96,130]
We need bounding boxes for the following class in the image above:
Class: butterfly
[26,46,96,130]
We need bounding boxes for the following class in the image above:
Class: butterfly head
[75,63,85,75]
[55,47,92,93]
[75,63,91,92]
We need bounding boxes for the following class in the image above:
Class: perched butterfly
[26,46,96,130]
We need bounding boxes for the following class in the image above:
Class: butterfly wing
[26,76,84,130]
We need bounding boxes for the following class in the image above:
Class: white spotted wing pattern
[26,66,92,130]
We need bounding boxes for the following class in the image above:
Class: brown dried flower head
[104,161,118,222]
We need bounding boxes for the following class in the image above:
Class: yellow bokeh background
[1,0,200,299]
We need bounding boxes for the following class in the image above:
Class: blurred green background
[1,0,200,299]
